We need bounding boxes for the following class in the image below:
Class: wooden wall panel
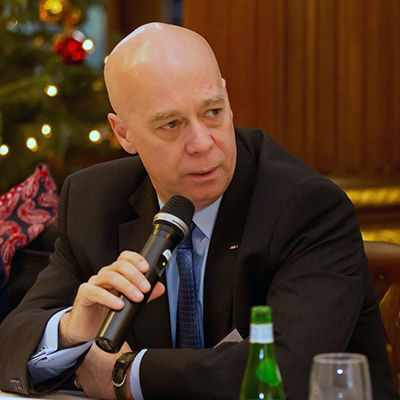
[107,0,182,47]
[183,0,400,184]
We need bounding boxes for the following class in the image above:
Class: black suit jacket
[0,127,398,400]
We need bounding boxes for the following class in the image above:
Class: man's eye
[161,120,179,129]
[205,108,222,117]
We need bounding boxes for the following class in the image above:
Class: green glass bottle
[240,306,285,400]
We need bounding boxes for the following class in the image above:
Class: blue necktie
[176,223,202,349]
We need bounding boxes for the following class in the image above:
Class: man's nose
[185,123,214,154]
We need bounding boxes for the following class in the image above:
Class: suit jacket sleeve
[0,175,91,395]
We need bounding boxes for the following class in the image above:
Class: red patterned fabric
[0,164,58,276]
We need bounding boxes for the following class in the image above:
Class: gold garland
[361,228,400,246]
[341,186,400,245]
[345,186,400,208]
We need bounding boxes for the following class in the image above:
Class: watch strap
[112,351,138,400]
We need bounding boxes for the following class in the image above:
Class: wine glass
[308,353,372,400]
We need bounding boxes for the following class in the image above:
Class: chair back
[364,240,400,392]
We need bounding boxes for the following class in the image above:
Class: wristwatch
[112,351,138,400]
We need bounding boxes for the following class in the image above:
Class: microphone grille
[159,195,195,229]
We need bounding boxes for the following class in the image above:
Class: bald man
[0,23,398,400]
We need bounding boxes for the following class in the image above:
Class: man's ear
[221,78,234,119]
[108,113,137,154]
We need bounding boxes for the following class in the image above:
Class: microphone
[95,195,195,353]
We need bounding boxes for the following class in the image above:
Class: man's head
[105,23,236,211]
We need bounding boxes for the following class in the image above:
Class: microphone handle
[95,226,180,353]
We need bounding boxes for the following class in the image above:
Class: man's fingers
[91,263,151,299]
[77,282,125,309]
[117,250,150,273]
[71,251,159,329]
[148,282,165,302]
[99,258,152,292]
[79,273,144,309]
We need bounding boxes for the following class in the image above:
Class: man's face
[116,63,237,211]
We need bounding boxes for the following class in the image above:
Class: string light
[72,30,85,42]
[6,19,18,30]
[41,124,52,137]
[89,130,101,143]
[43,0,63,14]
[33,36,45,48]
[0,144,9,156]
[103,130,112,140]
[82,39,94,52]
[45,85,58,97]
[39,0,69,23]
[26,137,39,152]
[92,79,103,92]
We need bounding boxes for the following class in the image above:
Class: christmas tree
[0,0,123,194]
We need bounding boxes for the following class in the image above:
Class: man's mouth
[190,167,217,177]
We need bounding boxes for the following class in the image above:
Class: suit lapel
[203,138,258,347]
[118,176,173,349]
[118,176,158,254]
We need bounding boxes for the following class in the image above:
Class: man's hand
[74,342,134,400]
[59,251,166,348]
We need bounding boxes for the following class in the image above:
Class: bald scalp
[104,23,222,122]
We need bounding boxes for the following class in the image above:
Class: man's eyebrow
[149,110,180,125]
[148,95,226,125]
[204,95,226,108]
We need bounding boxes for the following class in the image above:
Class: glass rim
[313,352,368,364]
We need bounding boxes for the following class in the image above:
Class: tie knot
[178,222,195,250]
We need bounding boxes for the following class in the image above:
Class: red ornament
[53,35,86,65]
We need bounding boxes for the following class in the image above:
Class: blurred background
[0,0,399,244]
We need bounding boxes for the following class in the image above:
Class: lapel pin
[229,244,239,250]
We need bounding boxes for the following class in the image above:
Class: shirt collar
[157,196,222,240]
